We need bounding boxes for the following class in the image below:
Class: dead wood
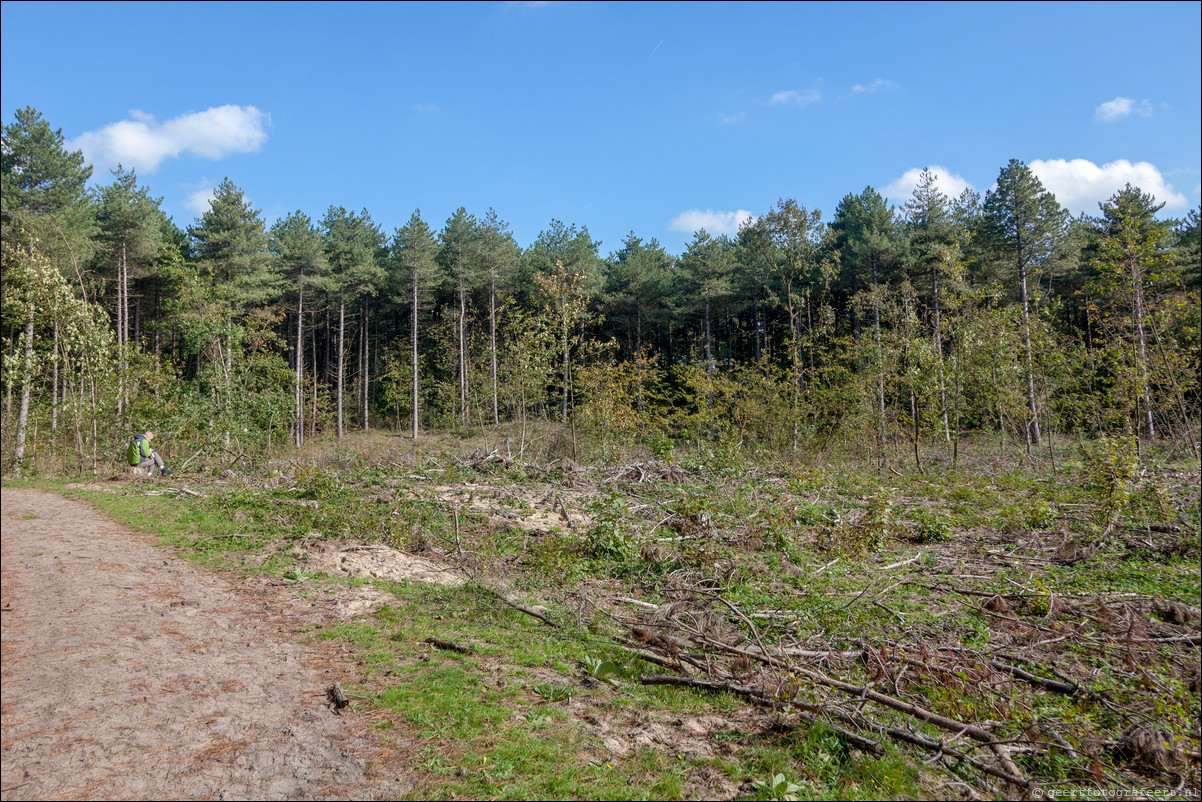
[1152,598,1199,625]
[425,637,473,654]
[1112,725,1182,770]
[988,661,1082,696]
[613,637,694,674]
[636,674,886,757]
[464,575,557,628]
[638,673,1030,790]
[327,683,349,710]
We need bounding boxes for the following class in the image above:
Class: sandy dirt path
[0,488,408,801]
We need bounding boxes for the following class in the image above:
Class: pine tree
[980,160,1069,449]
[390,210,440,438]
[1089,185,1173,441]
[438,207,480,425]
[602,233,673,361]
[95,166,165,416]
[270,211,328,446]
[526,220,602,422]
[764,198,832,448]
[904,170,957,440]
[322,206,384,438]
[832,187,905,454]
[472,209,521,425]
[190,178,275,426]
[679,229,735,378]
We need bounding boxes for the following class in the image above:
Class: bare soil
[0,488,412,801]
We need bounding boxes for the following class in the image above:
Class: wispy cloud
[719,112,746,125]
[411,103,442,115]
[1030,158,1186,214]
[69,105,270,173]
[769,89,821,107]
[883,166,974,203]
[1094,96,1154,122]
[851,78,897,94]
[181,181,215,216]
[668,208,756,237]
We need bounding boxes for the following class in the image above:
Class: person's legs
[150,452,165,470]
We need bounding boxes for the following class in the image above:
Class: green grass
[10,433,1199,800]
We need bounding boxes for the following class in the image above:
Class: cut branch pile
[605,460,693,484]
[595,586,1201,797]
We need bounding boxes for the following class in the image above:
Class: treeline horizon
[3,106,1199,475]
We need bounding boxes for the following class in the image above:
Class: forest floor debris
[9,431,1200,799]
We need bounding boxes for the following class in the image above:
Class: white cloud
[719,112,746,125]
[883,166,974,203]
[1094,96,1153,122]
[668,209,756,237]
[1030,158,1187,214]
[182,183,215,216]
[411,103,442,114]
[851,78,897,94]
[69,105,271,173]
[770,89,821,107]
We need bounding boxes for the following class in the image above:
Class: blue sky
[3,1,1199,256]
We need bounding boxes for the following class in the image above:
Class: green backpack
[127,434,150,466]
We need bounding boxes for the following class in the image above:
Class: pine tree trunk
[788,298,801,451]
[874,312,886,460]
[561,296,570,424]
[459,279,468,425]
[358,299,367,430]
[490,274,499,425]
[295,267,304,448]
[337,291,345,439]
[704,296,713,377]
[931,263,950,442]
[1018,257,1041,448]
[411,266,420,440]
[311,320,318,439]
[117,240,126,417]
[1132,266,1155,440]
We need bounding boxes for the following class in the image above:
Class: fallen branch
[989,661,1082,697]
[637,674,885,757]
[879,553,923,571]
[614,596,659,610]
[613,637,692,674]
[474,582,558,628]
[425,637,473,654]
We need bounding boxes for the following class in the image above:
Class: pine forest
[2,105,1200,800]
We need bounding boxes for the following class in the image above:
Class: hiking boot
[161,468,172,476]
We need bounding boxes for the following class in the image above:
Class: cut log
[425,637,473,654]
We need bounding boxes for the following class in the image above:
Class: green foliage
[586,490,633,560]
[3,105,1199,492]
[903,507,952,543]
[580,655,623,686]
[752,773,803,801]
[1081,435,1142,520]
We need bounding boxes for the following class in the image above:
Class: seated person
[127,431,171,476]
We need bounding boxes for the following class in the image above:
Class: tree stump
[123,466,154,479]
